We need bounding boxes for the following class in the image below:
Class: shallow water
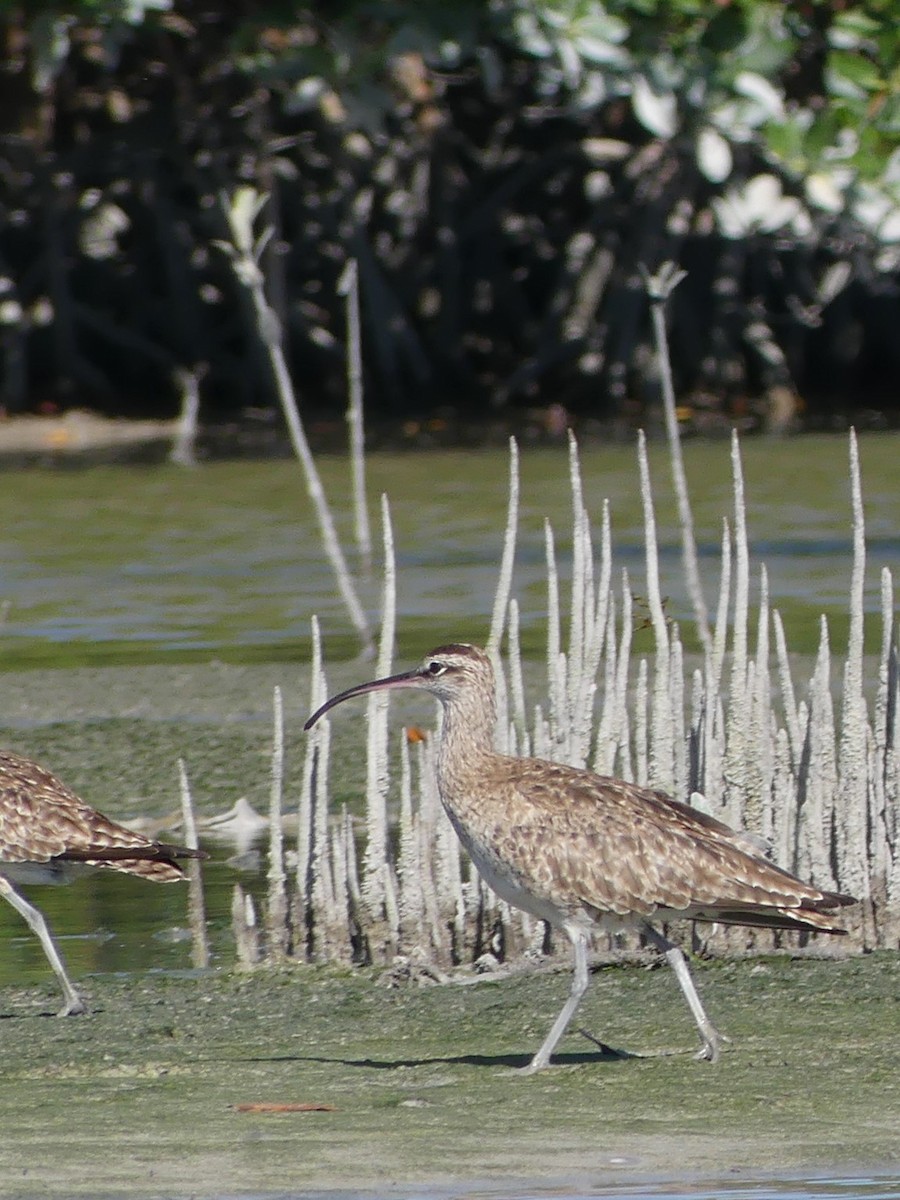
[0,434,897,668]
[0,434,898,985]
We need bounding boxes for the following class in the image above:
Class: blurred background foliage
[0,0,898,436]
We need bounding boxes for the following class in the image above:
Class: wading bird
[305,643,855,1072]
[0,750,206,1015]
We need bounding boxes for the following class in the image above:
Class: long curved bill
[304,667,426,731]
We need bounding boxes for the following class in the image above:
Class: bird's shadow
[242,1042,637,1072]
[0,1006,96,1021]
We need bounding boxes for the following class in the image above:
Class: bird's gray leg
[0,875,87,1016]
[522,928,590,1073]
[643,923,724,1062]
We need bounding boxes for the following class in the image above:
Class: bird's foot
[517,1052,551,1075]
[694,1026,730,1062]
[57,995,88,1017]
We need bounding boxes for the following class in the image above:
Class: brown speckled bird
[0,750,206,1015]
[305,643,855,1072]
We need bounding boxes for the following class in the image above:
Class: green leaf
[827,50,883,94]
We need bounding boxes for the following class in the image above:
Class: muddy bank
[1,954,898,1198]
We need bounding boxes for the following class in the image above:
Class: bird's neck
[436,691,497,797]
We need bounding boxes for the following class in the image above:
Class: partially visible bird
[305,643,856,1072]
[0,749,206,1015]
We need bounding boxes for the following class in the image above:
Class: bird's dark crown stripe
[427,643,479,657]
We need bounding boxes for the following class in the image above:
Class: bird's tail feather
[57,842,207,882]
[692,895,853,935]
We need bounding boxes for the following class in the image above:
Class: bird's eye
[426,660,446,676]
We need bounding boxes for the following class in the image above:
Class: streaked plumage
[305,643,855,1072]
[0,750,206,1014]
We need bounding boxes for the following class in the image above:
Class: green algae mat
[1,953,898,1197]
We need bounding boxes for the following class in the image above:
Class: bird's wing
[483,758,846,923]
[0,751,185,877]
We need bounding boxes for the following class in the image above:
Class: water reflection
[0,847,238,995]
[0,788,294,996]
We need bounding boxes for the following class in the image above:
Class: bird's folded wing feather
[0,754,159,863]
[476,758,844,920]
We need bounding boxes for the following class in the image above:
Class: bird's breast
[441,798,571,927]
